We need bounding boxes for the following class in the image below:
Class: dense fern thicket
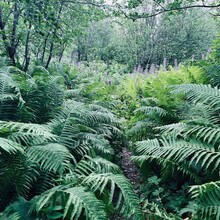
[1,34,220,219]
[125,45,220,218]
[55,52,220,219]
[0,60,143,220]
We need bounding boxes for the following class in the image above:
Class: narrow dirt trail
[120,148,142,194]
[111,148,143,220]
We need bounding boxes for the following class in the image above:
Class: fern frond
[75,155,121,176]
[0,212,20,220]
[0,137,23,154]
[1,197,34,220]
[190,181,220,220]
[135,106,168,117]
[158,123,187,138]
[158,121,220,146]
[33,185,108,220]
[172,84,220,110]
[50,100,120,158]
[184,124,220,145]
[141,97,160,106]
[0,73,24,120]
[184,103,220,125]
[26,143,75,173]
[82,173,143,219]
[0,121,57,145]
[135,139,160,155]
[0,151,31,209]
[134,139,220,173]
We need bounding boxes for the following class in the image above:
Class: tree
[117,0,220,20]
[75,8,217,69]
[0,0,105,71]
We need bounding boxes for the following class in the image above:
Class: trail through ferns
[120,148,142,194]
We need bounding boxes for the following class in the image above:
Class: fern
[0,149,29,210]
[82,173,143,219]
[127,119,150,138]
[134,138,220,175]
[33,186,108,220]
[135,106,168,117]
[172,84,220,110]
[159,122,220,147]
[0,121,57,145]
[0,73,24,120]
[0,197,34,220]
[21,74,64,123]
[130,83,220,219]
[74,155,121,176]
[0,137,23,154]
[189,181,220,220]
[183,103,220,125]
[26,143,75,174]
[158,123,187,139]
[50,100,120,158]
[128,96,179,141]
[0,67,142,220]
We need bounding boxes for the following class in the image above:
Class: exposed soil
[120,148,142,194]
[111,148,142,220]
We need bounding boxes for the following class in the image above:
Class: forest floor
[120,148,142,194]
[111,148,143,220]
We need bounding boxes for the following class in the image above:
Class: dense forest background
[0,0,220,219]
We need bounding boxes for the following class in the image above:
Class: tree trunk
[45,0,64,69]
[22,23,32,72]
[41,33,50,64]
[8,3,20,66]
[58,43,66,62]
[45,42,54,69]
[0,6,10,59]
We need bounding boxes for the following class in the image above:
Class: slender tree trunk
[45,0,64,69]
[0,6,10,58]
[41,33,50,64]
[22,23,32,72]
[8,3,19,65]
[0,3,20,66]
[45,42,54,69]
[58,43,66,62]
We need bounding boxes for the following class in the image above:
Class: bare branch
[121,3,220,19]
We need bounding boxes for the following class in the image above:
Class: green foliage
[0,0,106,69]
[82,173,143,219]
[126,65,206,140]
[131,83,220,219]
[0,197,35,220]
[21,69,65,123]
[0,72,24,120]
[198,30,220,87]
[77,10,217,69]
[26,143,75,173]
[0,0,219,219]
[204,64,220,87]
[211,32,220,61]
[0,120,57,145]
[0,63,142,219]
[127,98,177,141]
[34,186,108,220]
[144,66,206,107]
[190,181,220,220]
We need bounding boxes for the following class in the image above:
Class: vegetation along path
[1,0,220,219]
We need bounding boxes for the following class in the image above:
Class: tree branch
[122,3,220,19]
